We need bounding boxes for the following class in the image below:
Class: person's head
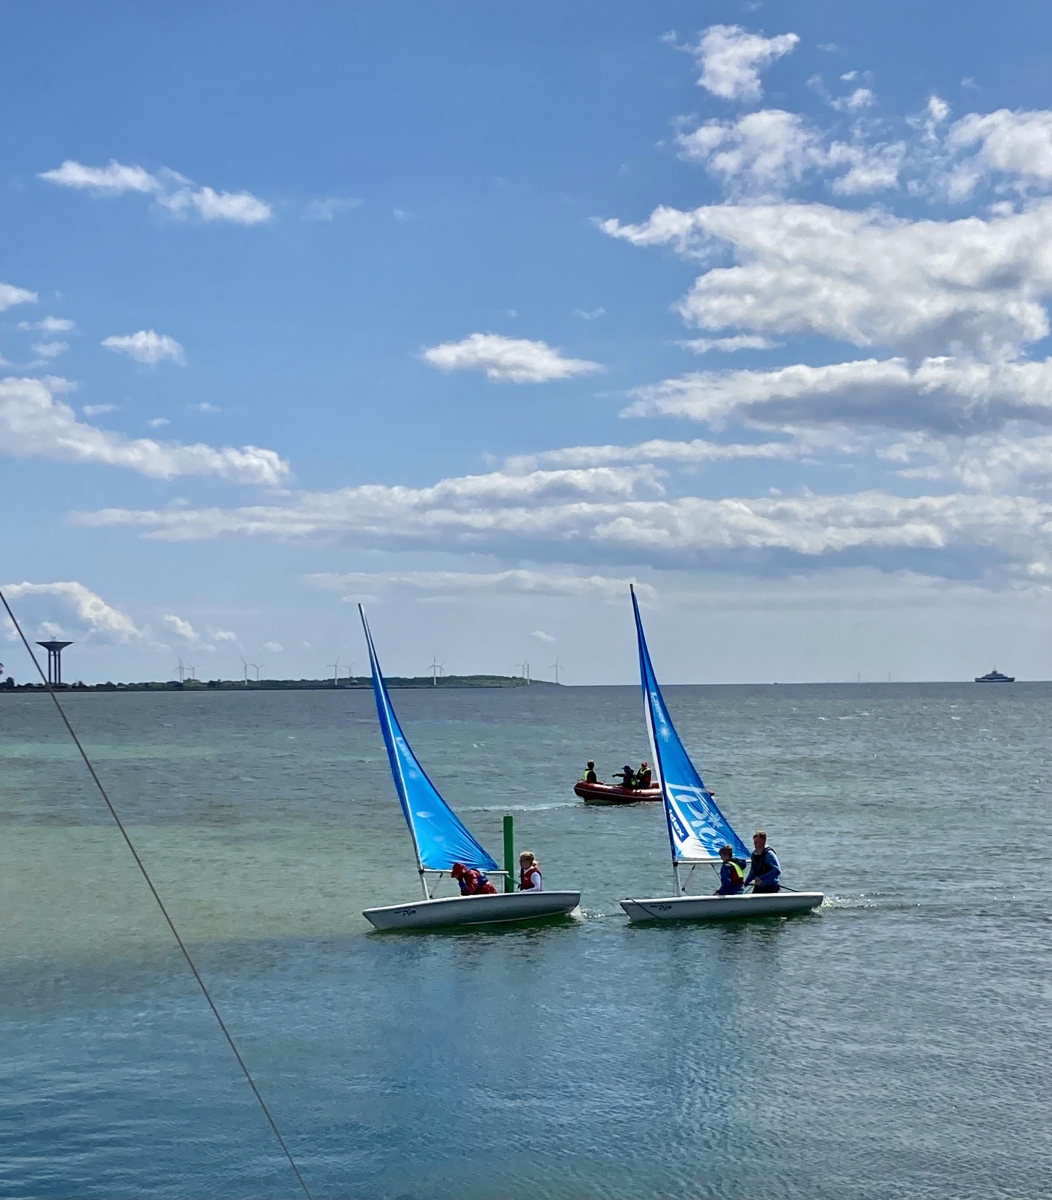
[586,761,595,769]
[719,845,733,861]
[640,761,648,769]
[519,850,536,867]
[752,830,767,850]
[450,862,466,880]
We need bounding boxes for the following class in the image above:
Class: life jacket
[581,768,597,783]
[520,863,542,890]
[637,769,652,788]
[749,847,779,888]
[458,868,494,895]
[726,860,744,885]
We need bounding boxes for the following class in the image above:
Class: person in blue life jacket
[744,830,781,893]
[714,844,745,895]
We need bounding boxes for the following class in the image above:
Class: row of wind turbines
[172,653,564,685]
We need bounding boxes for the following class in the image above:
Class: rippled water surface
[2,683,1050,1199]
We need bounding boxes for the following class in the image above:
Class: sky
[4,0,1052,684]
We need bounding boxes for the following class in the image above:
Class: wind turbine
[550,656,561,684]
[172,656,187,684]
[341,662,356,684]
[241,657,252,686]
[327,656,341,686]
[250,662,265,681]
[515,661,531,685]
[186,663,198,682]
[428,655,444,685]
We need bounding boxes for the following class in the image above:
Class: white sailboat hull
[363,889,581,931]
[620,891,824,922]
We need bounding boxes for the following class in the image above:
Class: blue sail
[631,587,750,863]
[360,607,498,873]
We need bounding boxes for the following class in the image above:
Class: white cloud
[83,404,117,416]
[70,469,1052,577]
[0,377,289,483]
[39,160,272,225]
[211,629,239,643]
[0,283,37,311]
[677,110,822,193]
[572,307,606,319]
[163,613,198,641]
[684,335,781,353]
[832,87,875,113]
[32,340,68,359]
[945,109,1052,198]
[3,581,141,642]
[599,199,1052,358]
[147,417,169,428]
[503,436,817,472]
[19,316,74,332]
[532,629,557,643]
[303,197,362,221]
[625,357,1052,435]
[102,330,185,365]
[422,333,603,383]
[262,641,283,653]
[690,24,799,102]
[675,110,903,196]
[40,160,157,194]
[306,568,655,602]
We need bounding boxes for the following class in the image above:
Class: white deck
[620,891,824,922]
[363,889,581,931]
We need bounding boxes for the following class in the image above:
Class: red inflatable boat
[574,780,662,805]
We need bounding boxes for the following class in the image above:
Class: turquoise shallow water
[2,683,1051,1199]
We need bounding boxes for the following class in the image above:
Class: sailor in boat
[518,851,543,891]
[744,831,781,893]
[636,761,653,789]
[614,764,637,788]
[581,761,599,784]
[713,845,745,895]
[450,862,498,896]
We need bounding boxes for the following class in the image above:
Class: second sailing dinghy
[359,606,581,931]
[620,588,824,923]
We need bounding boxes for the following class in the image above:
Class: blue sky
[5,1,1052,684]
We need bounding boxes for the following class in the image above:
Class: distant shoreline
[0,674,557,693]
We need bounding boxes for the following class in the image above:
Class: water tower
[37,640,73,686]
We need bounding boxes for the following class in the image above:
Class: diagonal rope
[0,588,312,1200]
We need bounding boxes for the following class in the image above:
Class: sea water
[1,684,1050,1199]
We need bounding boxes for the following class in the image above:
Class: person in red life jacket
[636,761,653,789]
[518,851,543,891]
[450,862,497,895]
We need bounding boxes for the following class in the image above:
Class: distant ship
[974,668,1015,683]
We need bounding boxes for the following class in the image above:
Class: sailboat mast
[631,586,681,895]
[359,605,430,899]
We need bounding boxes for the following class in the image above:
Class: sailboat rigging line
[0,588,313,1200]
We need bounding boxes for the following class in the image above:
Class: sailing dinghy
[619,588,824,923]
[359,606,581,931]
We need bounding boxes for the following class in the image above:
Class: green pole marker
[503,813,514,893]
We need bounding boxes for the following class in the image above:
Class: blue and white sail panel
[631,588,750,863]
[360,608,499,873]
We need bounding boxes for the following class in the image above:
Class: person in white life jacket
[714,844,745,895]
[518,851,543,891]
